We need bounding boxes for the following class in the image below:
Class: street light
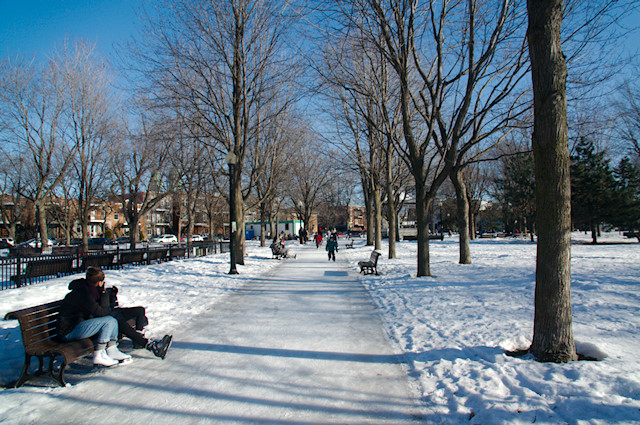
[226,151,238,274]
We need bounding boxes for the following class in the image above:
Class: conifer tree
[570,137,616,243]
[611,157,640,241]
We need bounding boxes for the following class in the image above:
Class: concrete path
[6,244,428,424]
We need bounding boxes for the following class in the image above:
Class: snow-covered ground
[1,233,639,424]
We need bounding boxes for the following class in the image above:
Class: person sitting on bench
[57,267,133,366]
[107,284,172,360]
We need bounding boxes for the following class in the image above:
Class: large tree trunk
[373,188,382,251]
[527,0,577,362]
[233,172,245,265]
[35,200,48,251]
[259,204,267,247]
[451,169,472,264]
[415,183,432,277]
[385,188,397,259]
[364,185,374,246]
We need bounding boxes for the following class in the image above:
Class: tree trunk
[35,200,48,251]
[233,172,245,265]
[415,183,431,277]
[385,190,397,259]
[374,188,382,251]
[270,214,277,241]
[527,0,577,362]
[259,205,267,247]
[451,169,472,264]
[365,186,374,246]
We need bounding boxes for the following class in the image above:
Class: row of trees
[0,36,340,254]
[304,0,637,364]
[1,0,638,363]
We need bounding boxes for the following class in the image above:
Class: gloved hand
[111,285,118,295]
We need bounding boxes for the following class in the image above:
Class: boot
[146,334,173,359]
[106,342,132,363]
[93,349,118,367]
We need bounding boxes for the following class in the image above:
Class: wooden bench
[169,247,186,260]
[270,244,286,259]
[358,251,381,275]
[81,253,116,270]
[12,258,75,287]
[4,301,94,388]
[147,248,168,263]
[345,239,354,249]
[119,251,145,266]
[270,243,295,259]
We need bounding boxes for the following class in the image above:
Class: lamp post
[226,151,238,274]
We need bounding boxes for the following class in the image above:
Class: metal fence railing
[0,241,231,291]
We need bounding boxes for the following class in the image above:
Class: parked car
[0,238,14,249]
[0,237,15,247]
[18,238,56,248]
[181,234,204,242]
[150,234,178,244]
[87,237,115,246]
[69,238,83,246]
[115,236,131,244]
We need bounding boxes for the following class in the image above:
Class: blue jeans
[64,316,118,344]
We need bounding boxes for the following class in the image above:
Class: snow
[1,233,639,424]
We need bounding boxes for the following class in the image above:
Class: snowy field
[1,233,639,424]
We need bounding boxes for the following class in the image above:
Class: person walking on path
[314,232,323,248]
[326,233,338,261]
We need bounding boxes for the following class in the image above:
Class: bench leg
[13,353,34,388]
[52,357,69,387]
[13,353,69,388]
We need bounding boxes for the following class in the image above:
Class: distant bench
[81,253,116,270]
[4,300,94,388]
[11,258,75,287]
[358,251,381,275]
[345,239,354,249]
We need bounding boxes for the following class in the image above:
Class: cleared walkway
[5,244,428,424]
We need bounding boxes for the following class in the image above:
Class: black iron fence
[0,241,230,291]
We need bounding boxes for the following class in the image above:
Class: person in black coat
[57,267,131,366]
[107,286,172,359]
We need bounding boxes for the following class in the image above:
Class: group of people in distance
[57,266,172,367]
[313,231,340,261]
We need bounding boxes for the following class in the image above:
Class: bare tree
[0,56,75,248]
[0,149,29,239]
[315,32,401,253]
[526,0,577,363]
[128,0,298,265]
[248,108,297,246]
[289,126,330,235]
[61,41,115,251]
[108,107,177,248]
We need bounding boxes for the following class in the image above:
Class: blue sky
[0,0,143,60]
[1,1,638,71]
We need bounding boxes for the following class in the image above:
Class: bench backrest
[4,300,63,352]
[26,258,74,278]
[370,251,381,264]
